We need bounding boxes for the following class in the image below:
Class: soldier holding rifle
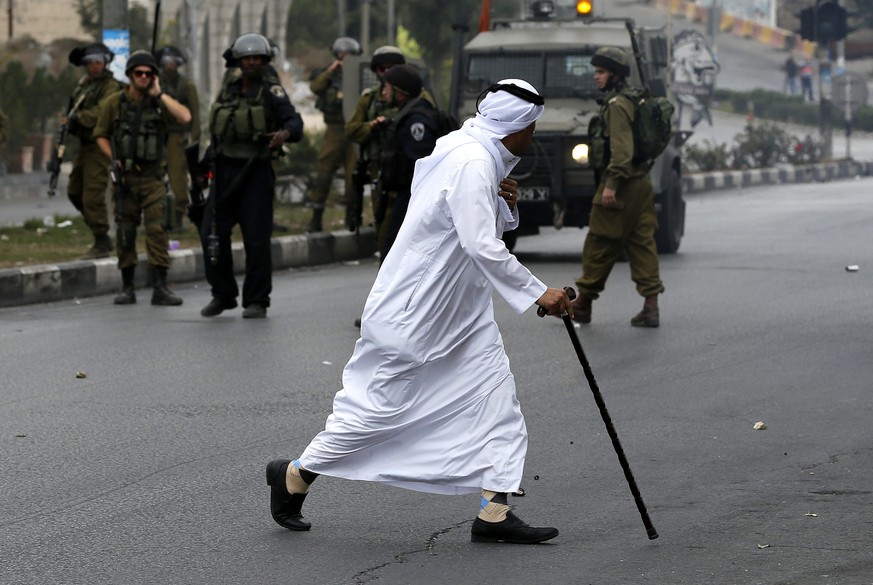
[64,43,124,259]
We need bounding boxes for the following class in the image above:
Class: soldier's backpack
[620,87,675,164]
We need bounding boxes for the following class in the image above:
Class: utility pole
[7,0,12,40]
[360,0,371,55]
[337,0,345,37]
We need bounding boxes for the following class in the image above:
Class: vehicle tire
[502,230,518,252]
[655,168,685,254]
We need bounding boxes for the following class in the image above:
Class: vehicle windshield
[467,51,600,98]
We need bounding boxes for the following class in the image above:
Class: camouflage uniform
[161,72,200,227]
[306,65,357,230]
[67,69,124,257]
[575,82,664,321]
[94,50,187,307]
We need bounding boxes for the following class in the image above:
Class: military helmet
[230,33,273,61]
[69,42,114,66]
[331,37,362,59]
[370,45,405,71]
[125,50,159,74]
[590,47,631,78]
[155,45,187,67]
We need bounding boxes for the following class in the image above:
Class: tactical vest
[162,74,193,134]
[363,88,396,177]
[113,92,167,171]
[70,71,123,142]
[313,68,345,125]
[209,80,275,159]
[587,111,609,172]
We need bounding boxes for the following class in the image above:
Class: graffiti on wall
[671,29,720,128]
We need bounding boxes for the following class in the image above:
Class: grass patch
[0,200,373,270]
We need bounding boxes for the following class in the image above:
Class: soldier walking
[572,47,664,327]
[199,33,303,319]
[155,46,201,232]
[93,51,191,306]
[305,37,362,233]
[65,43,125,259]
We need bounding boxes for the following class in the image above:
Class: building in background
[0,0,87,44]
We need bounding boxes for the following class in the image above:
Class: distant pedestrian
[783,55,798,96]
[799,59,814,102]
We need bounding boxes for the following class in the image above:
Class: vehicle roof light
[576,1,593,17]
[531,0,555,19]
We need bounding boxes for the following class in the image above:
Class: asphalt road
[3,177,873,585]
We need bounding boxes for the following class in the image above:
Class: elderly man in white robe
[267,79,574,545]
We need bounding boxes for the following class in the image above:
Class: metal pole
[337,0,345,37]
[361,0,371,56]
[387,0,395,46]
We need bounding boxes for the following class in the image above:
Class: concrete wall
[0,0,87,45]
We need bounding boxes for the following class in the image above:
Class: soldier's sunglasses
[131,69,155,78]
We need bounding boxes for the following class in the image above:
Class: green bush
[713,88,873,132]
[683,121,825,172]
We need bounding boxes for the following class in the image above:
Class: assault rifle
[184,141,210,230]
[108,136,132,250]
[47,94,87,197]
[346,157,369,232]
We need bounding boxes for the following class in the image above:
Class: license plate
[517,186,550,201]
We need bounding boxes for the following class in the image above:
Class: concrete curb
[682,159,871,194]
[0,228,377,309]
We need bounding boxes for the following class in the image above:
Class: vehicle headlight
[571,143,589,165]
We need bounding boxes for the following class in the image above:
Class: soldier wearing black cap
[572,46,665,327]
[377,64,440,260]
[93,50,192,306]
[155,46,201,232]
[65,43,125,259]
[345,47,435,257]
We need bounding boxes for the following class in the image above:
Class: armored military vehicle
[451,0,688,253]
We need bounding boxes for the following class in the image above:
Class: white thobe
[299,124,547,495]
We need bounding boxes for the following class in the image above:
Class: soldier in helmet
[199,33,304,319]
[572,46,664,327]
[155,46,201,232]
[93,50,192,307]
[304,36,362,233]
[65,43,125,259]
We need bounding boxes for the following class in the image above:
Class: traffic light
[816,0,848,43]
[799,0,849,44]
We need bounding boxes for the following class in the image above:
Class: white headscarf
[471,79,545,138]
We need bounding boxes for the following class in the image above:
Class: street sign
[831,72,869,113]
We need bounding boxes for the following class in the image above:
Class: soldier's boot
[80,234,114,260]
[571,293,593,324]
[170,210,185,233]
[151,267,183,306]
[306,208,324,234]
[631,295,659,328]
[113,266,137,305]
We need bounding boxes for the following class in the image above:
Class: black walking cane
[539,287,659,540]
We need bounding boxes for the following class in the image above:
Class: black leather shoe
[266,459,311,531]
[471,511,558,544]
[242,304,267,319]
[200,297,237,317]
